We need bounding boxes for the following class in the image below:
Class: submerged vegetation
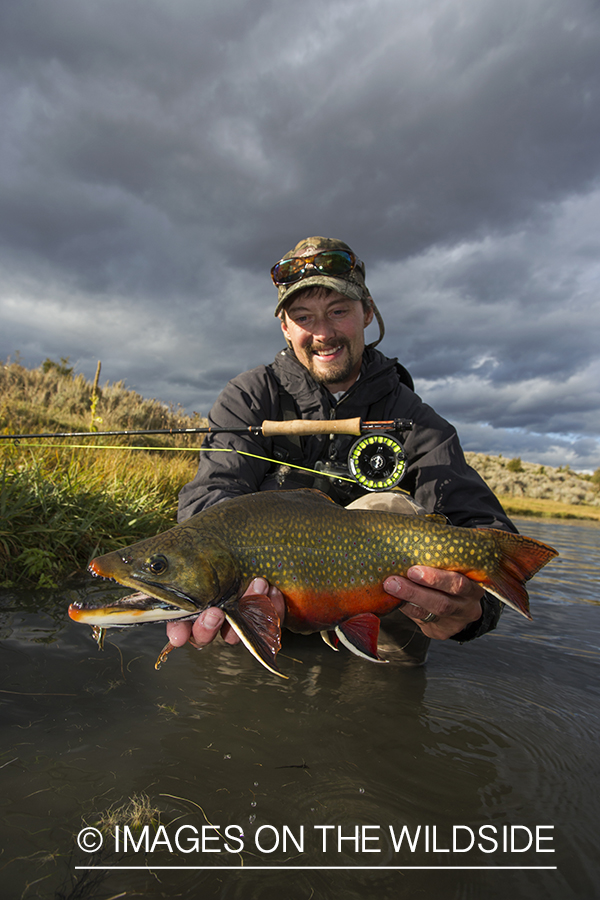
[1,357,599,588]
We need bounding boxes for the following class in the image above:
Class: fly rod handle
[261,418,363,437]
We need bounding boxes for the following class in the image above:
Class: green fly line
[4,442,359,485]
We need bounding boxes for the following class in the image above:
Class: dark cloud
[1,0,599,469]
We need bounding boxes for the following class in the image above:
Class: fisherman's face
[281,289,373,393]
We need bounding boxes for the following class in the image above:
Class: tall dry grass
[1,358,202,586]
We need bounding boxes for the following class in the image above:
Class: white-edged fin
[335,620,389,664]
[224,613,288,679]
[320,630,339,651]
[480,586,533,620]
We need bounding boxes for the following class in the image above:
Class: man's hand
[383,566,484,639]
[166,578,286,650]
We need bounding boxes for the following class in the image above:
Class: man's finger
[166,619,193,647]
[190,607,228,647]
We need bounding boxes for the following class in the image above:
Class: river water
[0,518,598,899]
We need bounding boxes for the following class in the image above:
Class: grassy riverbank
[1,358,200,586]
[495,495,600,522]
[1,358,599,587]
[465,452,600,522]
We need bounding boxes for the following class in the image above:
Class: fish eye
[146,555,168,576]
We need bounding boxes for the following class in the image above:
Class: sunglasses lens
[314,250,354,275]
[271,257,306,285]
[271,249,355,285]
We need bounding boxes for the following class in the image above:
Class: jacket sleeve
[177,367,279,521]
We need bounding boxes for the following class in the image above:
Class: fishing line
[3,442,360,485]
[2,418,413,490]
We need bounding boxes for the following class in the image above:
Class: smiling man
[173,236,517,663]
[280,287,373,392]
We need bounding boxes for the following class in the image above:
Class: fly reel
[347,432,407,492]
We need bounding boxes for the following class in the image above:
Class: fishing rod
[2,418,414,492]
[0,418,413,441]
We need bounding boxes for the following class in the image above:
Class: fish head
[71,523,239,628]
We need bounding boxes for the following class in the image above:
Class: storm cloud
[1,0,599,468]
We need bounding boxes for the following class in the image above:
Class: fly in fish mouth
[67,588,201,627]
[70,590,178,614]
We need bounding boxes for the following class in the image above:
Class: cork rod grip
[261,418,363,437]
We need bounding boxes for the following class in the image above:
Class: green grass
[0,444,198,587]
[0,358,201,587]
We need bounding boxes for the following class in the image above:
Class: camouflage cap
[272,236,385,348]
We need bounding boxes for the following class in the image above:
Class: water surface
[0,518,598,899]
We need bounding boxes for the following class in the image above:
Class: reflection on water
[0,518,598,899]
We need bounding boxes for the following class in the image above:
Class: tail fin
[476,528,558,619]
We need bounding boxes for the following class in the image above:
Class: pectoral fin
[335,613,388,663]
[320,630,339,651]
[223,595,287,679]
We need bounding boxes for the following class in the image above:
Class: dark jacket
[177,348,516,642]
[179,346,515,531]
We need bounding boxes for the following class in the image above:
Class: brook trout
[70,489,557,677]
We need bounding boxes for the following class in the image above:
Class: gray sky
[2,0,599,470]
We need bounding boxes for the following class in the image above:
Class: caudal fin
[476,529,558,619]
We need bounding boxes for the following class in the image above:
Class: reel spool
[347,432,406,492]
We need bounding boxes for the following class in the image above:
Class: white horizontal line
[75,865,558,871]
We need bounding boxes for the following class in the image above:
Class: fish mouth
[87,560,200,613]
[68,590,200,628]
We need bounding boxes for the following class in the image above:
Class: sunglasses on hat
[270,249,361,286]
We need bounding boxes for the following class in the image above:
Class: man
[169,237,516,663]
